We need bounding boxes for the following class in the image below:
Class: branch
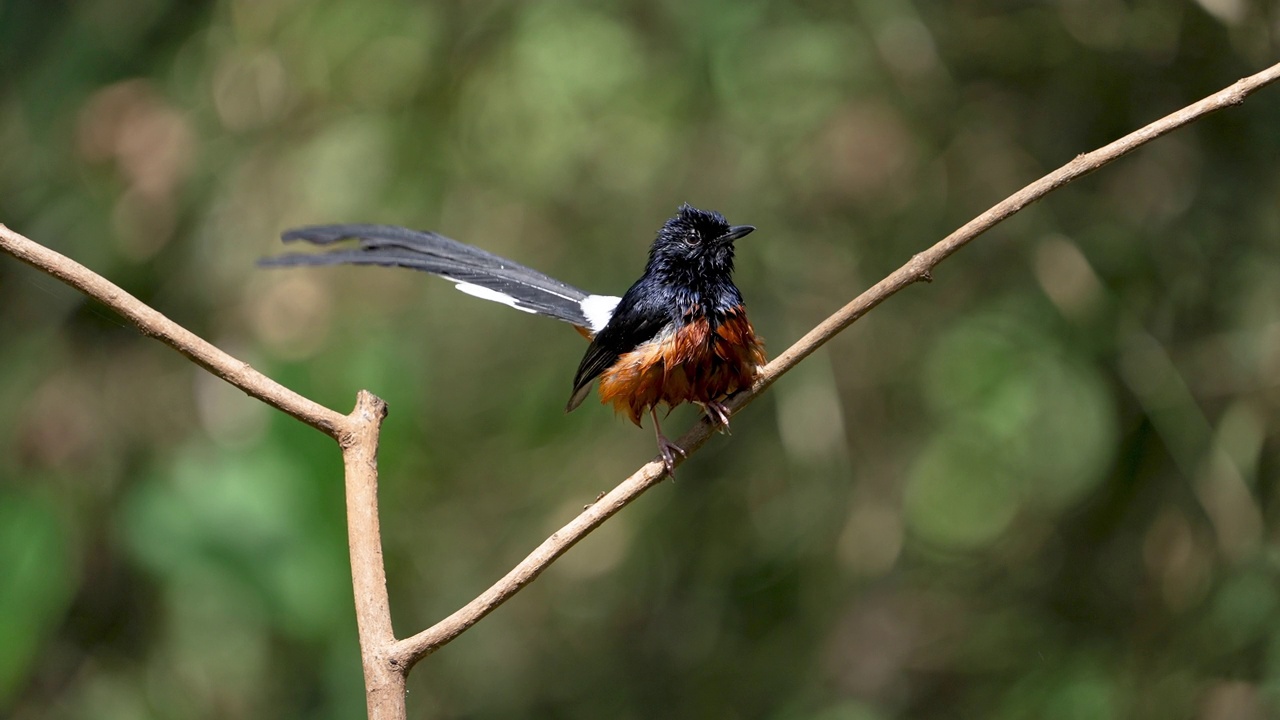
[341,390,403,718]
[388,61,1280,669]
[4,59,1278,719]
[0,227,348,437]
[0,225,394,717]
[751,65,1280,392]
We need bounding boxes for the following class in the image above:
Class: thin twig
[747,66,1280,393]
[0,226,349,437]
[388,61,1280,669]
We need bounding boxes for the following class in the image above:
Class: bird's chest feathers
[596,299,765,425]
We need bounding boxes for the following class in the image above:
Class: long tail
[261,224,619,334]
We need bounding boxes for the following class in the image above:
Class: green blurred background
[2,1,1279,718]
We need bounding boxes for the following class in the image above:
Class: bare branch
[341,390,405,719]
[389,61,1280,669]
[0,226,349,437]
[0,227,403,715]
[4,60,1277,719]
[751,65,1280,395]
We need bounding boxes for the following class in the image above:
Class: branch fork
[2,60,1277,720]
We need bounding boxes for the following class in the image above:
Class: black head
[645,204,754,285]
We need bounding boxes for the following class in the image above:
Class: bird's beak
[718,225,755,243]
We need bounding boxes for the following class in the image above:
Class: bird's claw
[703,400,732,434]
[657,434,687,476]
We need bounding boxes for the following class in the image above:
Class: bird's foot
[656,433,687,476]
[702,400,732,434]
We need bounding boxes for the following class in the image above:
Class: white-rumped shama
[261,203,765,473]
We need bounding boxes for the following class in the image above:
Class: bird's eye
[683,231,699,246]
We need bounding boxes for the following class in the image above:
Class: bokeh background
[3,1,1279,718]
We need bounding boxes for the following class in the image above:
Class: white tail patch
[580,294,621,334]
[454,282,538,313]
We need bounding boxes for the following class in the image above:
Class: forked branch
[3,60,1277,720]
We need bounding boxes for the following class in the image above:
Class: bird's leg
[700,400,733,434]
[651,406,686,476]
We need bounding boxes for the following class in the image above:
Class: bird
[261,203,765,474]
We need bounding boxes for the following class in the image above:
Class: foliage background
[2,1,1279,718]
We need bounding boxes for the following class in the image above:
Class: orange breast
[596,308,765,425]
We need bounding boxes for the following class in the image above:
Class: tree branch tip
[356,388,388,408]
[348,390,389,423]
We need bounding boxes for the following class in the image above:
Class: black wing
[261,224,595,327]
[566,283,675,411]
